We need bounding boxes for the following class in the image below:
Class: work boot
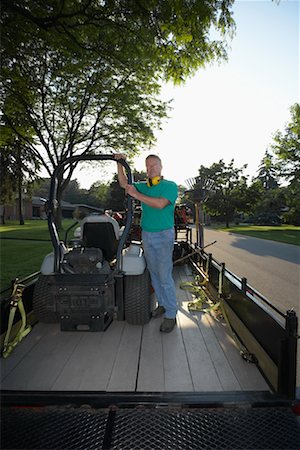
[151,305,165,318]
[160,318,176,333]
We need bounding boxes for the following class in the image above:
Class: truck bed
[1,264,269,393]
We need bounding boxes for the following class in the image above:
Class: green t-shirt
[134,179,178,232]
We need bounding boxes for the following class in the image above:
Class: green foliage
[87,181,111,209]
[0,147,17,206]
[194,159,253,227]
[0,132,40,224]
[1,1,235,227]
[249,186,286,219]
[271,103,300,183]
[177,184,190,204]
[1,0,235,83]
[3,46,167,173]
[282,181,300,225]
[254,150,280,190]
[32,177,112,209]
[107,178,127,212]
[31,178,51,201]
[268,103,300,224]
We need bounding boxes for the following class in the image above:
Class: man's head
[145,155,162,179]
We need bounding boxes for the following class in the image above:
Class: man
[114,153,178,333]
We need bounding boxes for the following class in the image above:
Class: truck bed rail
[191,246,298,399]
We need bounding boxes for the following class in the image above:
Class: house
[1,197,77,221]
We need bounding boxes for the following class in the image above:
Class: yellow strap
[3,306,17,349]
[180,276,208,311]
[2,283,32,358]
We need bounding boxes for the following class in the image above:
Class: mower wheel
[33,275,58,323]
[124,269,152,325]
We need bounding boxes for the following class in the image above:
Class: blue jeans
[142,228,177,319]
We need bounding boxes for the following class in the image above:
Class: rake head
[185,176,214,202]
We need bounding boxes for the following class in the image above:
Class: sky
[78,0,299,189]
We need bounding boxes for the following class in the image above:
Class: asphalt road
[197,227,300,313]
[190,226,300,387]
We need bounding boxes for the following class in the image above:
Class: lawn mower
[32,154,152,331]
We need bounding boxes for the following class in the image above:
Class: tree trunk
[54,205,63,231]
[225,213,230,228]
[0,205,5,225]
[17,143,25,225]
[18,177,25,225]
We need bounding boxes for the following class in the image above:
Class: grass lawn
[0,219,74,290]
[1,220,299,291]
[0,220,73,240]
[218,225,300,245]
[1,240,53,290]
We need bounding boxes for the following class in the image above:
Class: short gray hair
[146,154,162,164]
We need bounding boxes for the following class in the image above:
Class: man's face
[146,158,162,179]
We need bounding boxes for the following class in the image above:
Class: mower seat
[81,214,120,262]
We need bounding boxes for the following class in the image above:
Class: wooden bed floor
[1,265,269,392]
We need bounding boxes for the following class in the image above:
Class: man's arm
[114,153,128,189]
[126,184,170,209]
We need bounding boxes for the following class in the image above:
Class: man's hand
[125,184,138,198]
[114,153,126,161]
[115,153,128,188]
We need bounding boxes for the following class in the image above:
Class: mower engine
[62,248,111,275]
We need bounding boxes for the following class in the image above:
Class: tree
[254,150,279,190]
[87,182,110,209]
[271,103,300,183]
[2,1,236,154]
[31,178,51,200]
[107,177,126,212]
[270,103,300,225]
[2,46,168,227]
[195,159,251,227]
[0,90,39,224]
[1,1,236,226]
[106,169,148,212]
[250,186,286,223]
[0,149,17,225]
[2,1,235,83]
[248,151,282,223]
[61,180,88,205]
[282,182,300,225]
[0,128,39,224]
